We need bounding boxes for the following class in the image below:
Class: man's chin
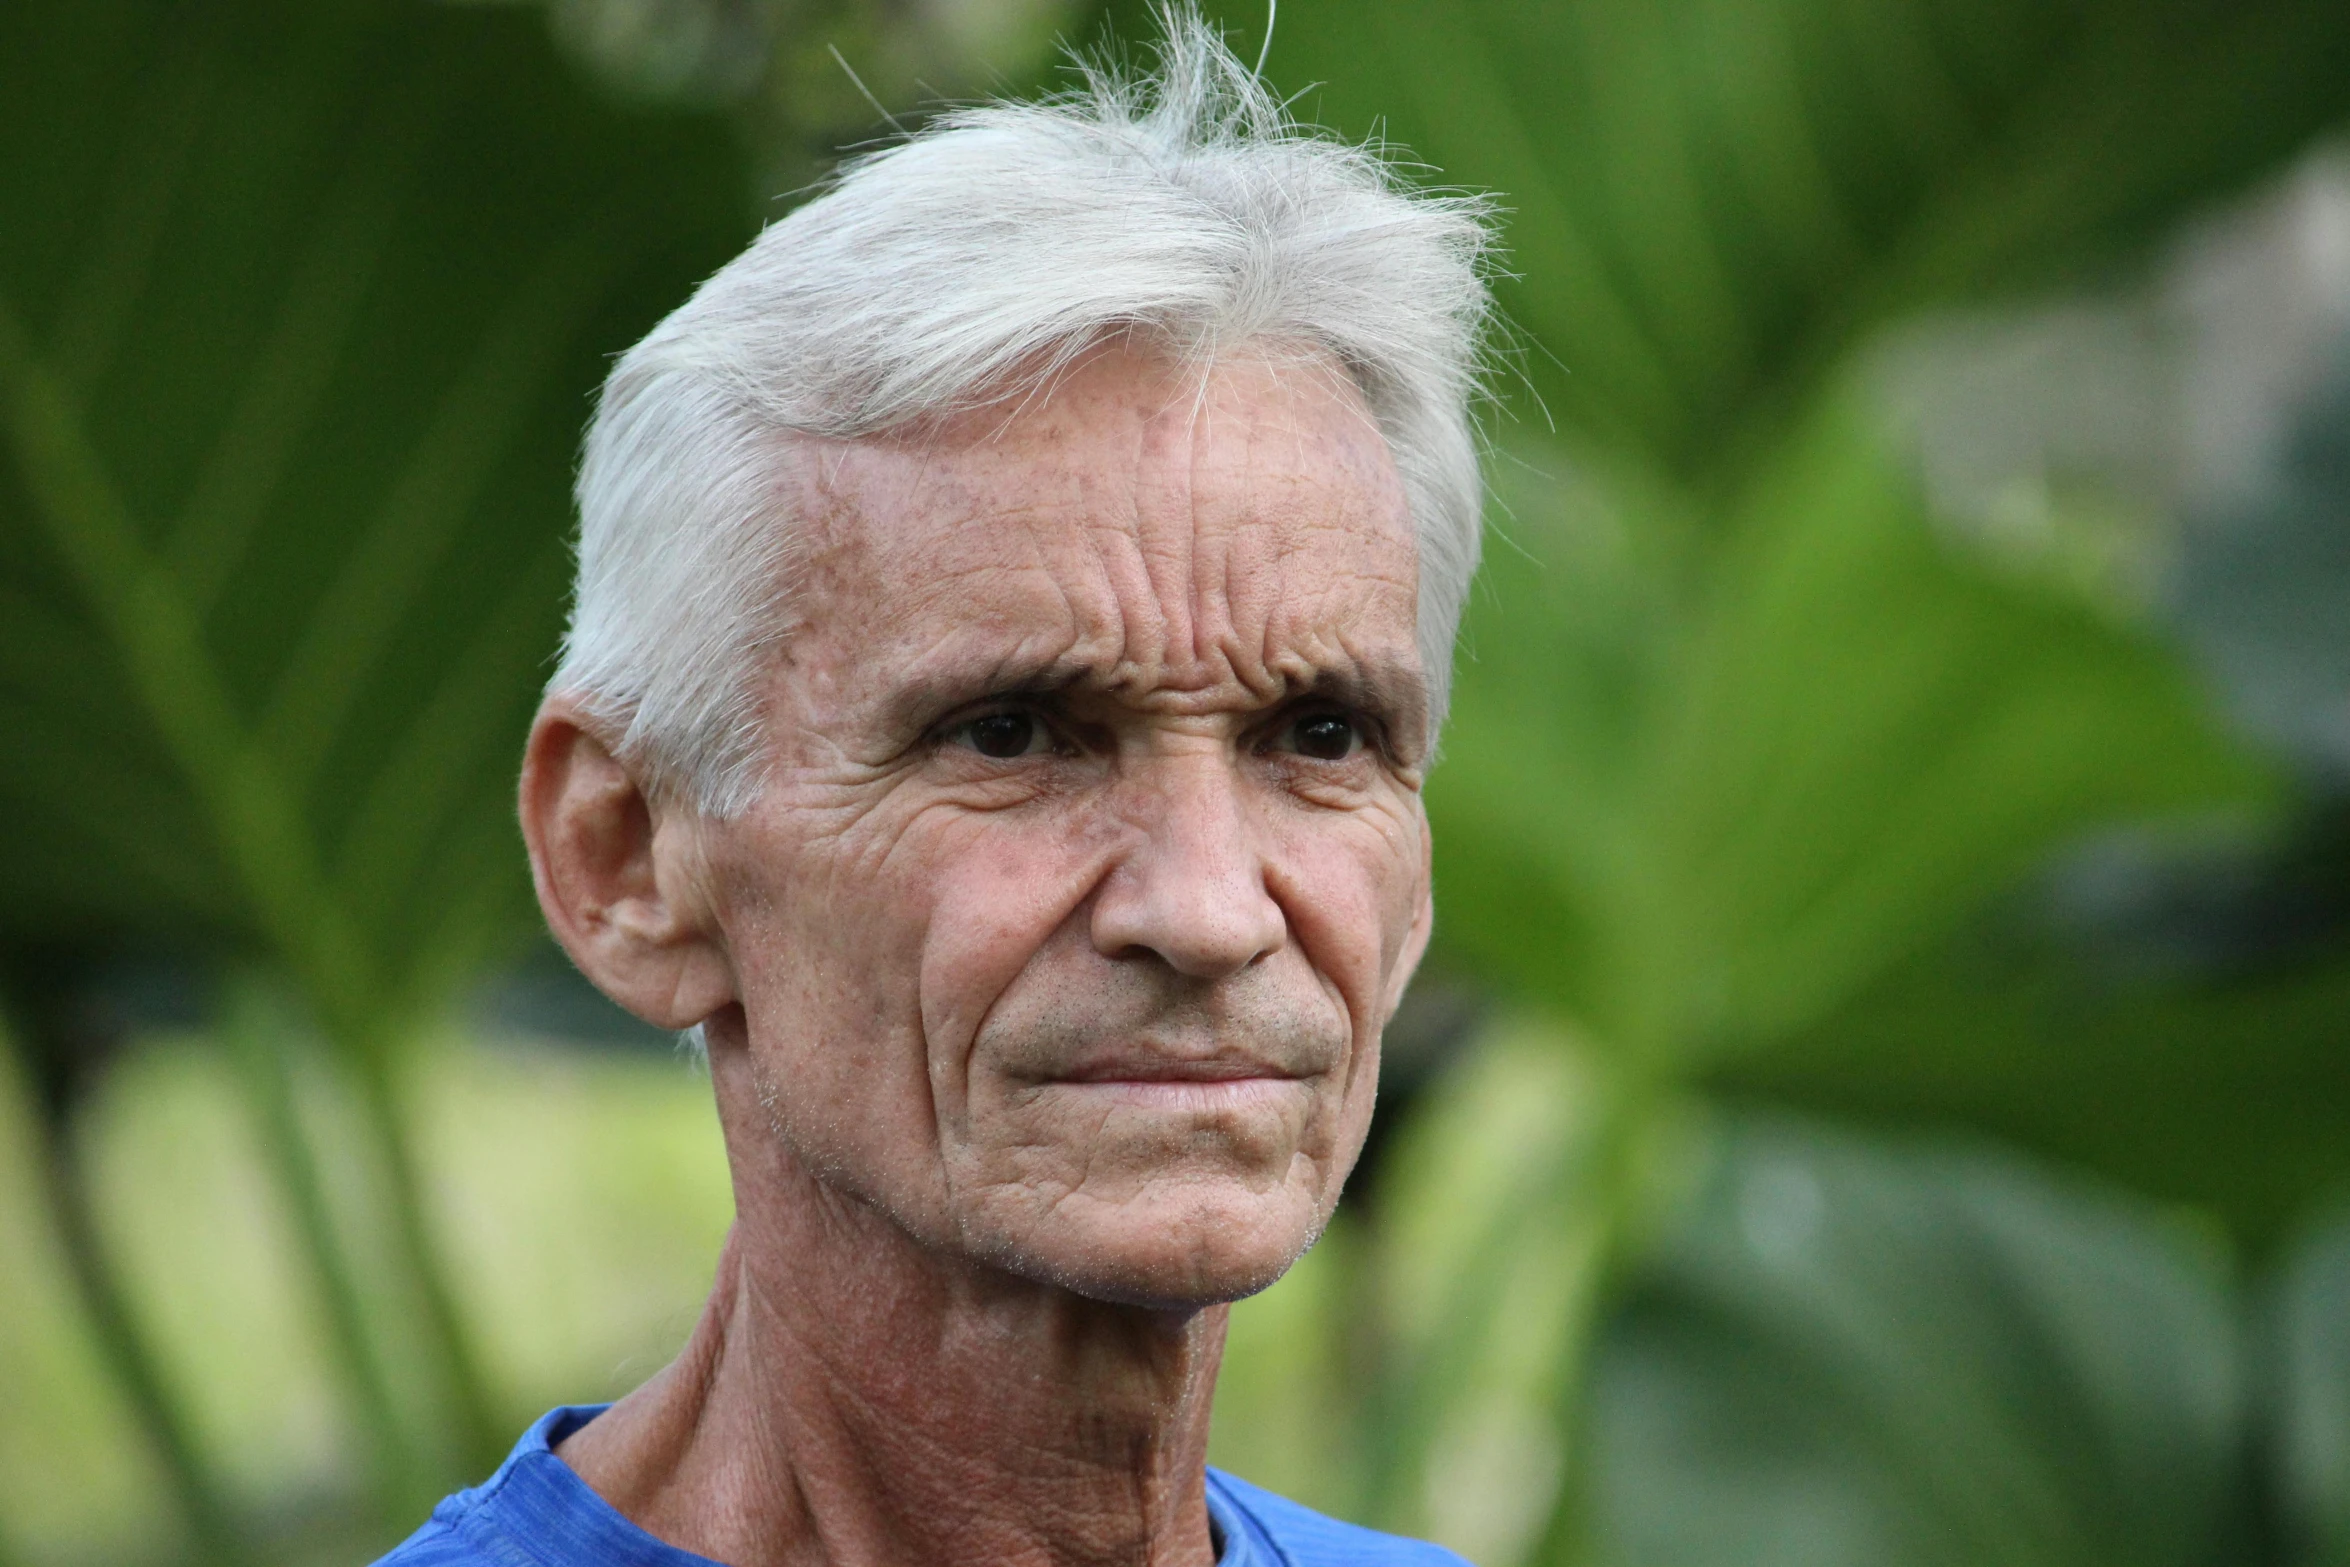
[974,1185,1328,1310]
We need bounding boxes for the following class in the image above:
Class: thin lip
[1050,1055,1305,1085]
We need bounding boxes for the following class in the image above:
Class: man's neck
[555,1137,1227,1567]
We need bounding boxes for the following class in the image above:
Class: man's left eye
[1275,711,1362,762]
[951,711,1056,759]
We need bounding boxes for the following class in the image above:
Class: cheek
[1264,800,1429,1029]
[913,808,1116,1082]
[711,797,959,1180]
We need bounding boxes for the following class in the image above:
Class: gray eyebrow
[872,646,1432,759]
[872,649,1094,742]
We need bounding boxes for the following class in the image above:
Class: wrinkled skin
[520,341,1434,1565]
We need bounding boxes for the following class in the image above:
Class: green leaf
[1430,389,2266,1061]
[1583,1113,2248,1567]
[0,0,749,1018]
[1716,913,2350,1243]
[0,0,753,1516]
[2268,1202,2350,1567]
[1424,452,1698,1039]
[1653,393,2267,1049]
[1249,0,2350,473]
[1364,1018,1612,1555]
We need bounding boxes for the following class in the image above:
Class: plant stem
[1350,1079,1614,1534]
[36,1131,248,1564]
[1347,1042,1674,1562]
[349,1042,506,1479]
[1523,1069,1680,1567]
[219,989,427,1528]
[1,1037,249,1565]
[0,291,456,1527]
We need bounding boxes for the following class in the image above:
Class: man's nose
[1089,756,1287,978]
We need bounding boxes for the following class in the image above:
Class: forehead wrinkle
[1103,379,1205,682]
[1176,386,1242,680]
[1089,355,1334,704]
[800,342,1422,728]
[1100,343,1360,683]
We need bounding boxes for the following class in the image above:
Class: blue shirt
[375,1406,1466,1566]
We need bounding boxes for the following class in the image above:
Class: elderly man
[379,13,1491,1565]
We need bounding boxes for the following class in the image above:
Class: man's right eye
[951,711,1054,759]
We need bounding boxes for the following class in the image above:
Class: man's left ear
[518,698,739,1031]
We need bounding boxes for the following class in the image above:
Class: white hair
[556,8,1498,815]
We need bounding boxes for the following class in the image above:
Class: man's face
[696,342,1433,1308]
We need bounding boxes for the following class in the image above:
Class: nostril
[1084,800,1285,976]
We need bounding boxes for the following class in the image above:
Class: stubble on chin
[727,955,1373,1308]
[928,974,1368,1306]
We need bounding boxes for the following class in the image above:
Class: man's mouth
[1057,1052,1301,1084]
[1044,1050,1312,1110]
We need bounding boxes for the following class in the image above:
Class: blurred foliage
[0,0,750,1554]
[0,1018,733,1565]
[3,0,2350,1564]
[1586,1116,2258,1567]
[1244,0,2350,478]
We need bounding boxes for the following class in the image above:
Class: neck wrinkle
[556,1132,1228,1567]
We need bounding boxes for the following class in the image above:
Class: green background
[4,1,2349,1562]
